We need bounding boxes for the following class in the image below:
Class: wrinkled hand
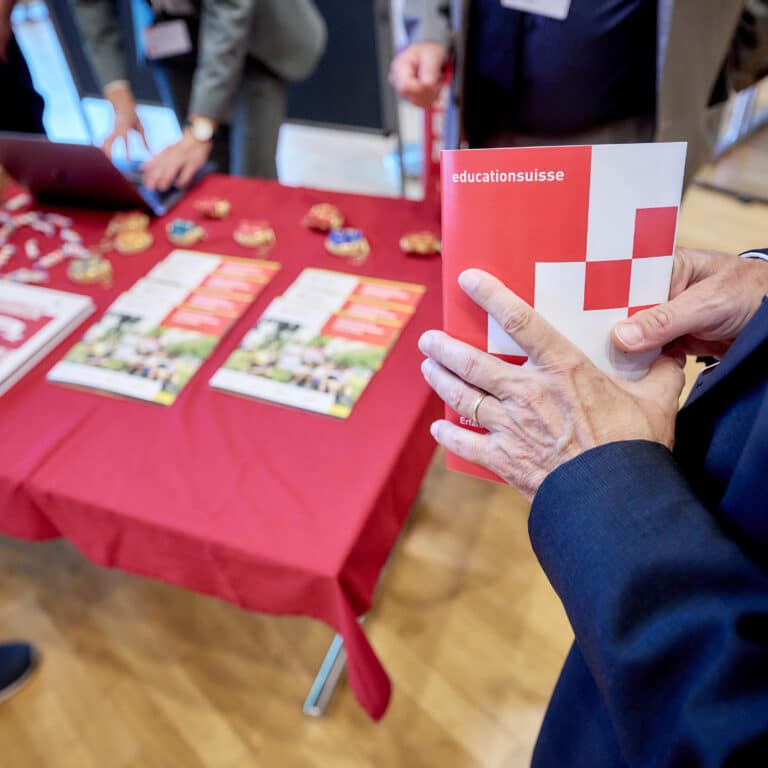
[613,247,768,358]
[142,131,211,192]
[389,41,448,108]
[103,85,149,160]
[419,270,685,500]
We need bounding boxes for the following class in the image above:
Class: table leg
[303,633,347,717]
[302,483,416,716]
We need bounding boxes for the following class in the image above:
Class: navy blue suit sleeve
[529,440,768,767]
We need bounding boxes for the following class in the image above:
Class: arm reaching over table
[102,82,149,161]
[142,0,265,192]
[142,126,213,192]
[71,0,148,159]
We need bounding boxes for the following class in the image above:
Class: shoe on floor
[0,642,40,704]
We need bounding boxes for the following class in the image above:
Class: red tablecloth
[0,176,443,719]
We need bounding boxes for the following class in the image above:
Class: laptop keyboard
[114,159,182,211]
[112,159,215,214]
[114,159,144,185]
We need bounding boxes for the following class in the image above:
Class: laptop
[0,133,213,216]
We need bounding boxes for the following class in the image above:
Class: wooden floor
[2,150,768,768]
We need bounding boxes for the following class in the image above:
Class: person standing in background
[0,0,43,703]
[390,1,759,182]
[72,0,327,188]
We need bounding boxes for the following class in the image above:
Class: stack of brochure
[0,280,94,396]
[210,268,426,418]
[48,250,280,405]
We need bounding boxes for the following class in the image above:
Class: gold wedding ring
[470,393,488,425]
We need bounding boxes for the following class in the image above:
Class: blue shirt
[464,0,657,144]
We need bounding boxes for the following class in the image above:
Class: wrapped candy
[4,192,32,211]
[166,218,205,246]
[233,220,275,249]
[325,228,370,263]
[24,239,40,260]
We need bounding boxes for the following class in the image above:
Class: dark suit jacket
[528,298,768,766]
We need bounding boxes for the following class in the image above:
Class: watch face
[191,119,214,142]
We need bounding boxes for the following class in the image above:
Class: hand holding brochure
[441,142,687,480]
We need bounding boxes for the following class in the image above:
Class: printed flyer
[210,268,426,418]
[48,250,279,405]
[0,281,94,396]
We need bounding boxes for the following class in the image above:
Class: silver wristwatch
[187,116,216,143]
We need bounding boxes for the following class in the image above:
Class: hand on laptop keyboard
[143,132,212,192]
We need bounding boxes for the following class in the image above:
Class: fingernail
[429,422,440,439]
[420,358,433,377]
[418,331,435,354]
[615,322,644,347]
[458,269,480,293]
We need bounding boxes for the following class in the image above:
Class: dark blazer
[528,298,768,766]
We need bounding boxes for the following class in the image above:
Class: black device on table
[0,132,213,215]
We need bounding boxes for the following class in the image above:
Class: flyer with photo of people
[209,268,426,418]
[47,250,280,405]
